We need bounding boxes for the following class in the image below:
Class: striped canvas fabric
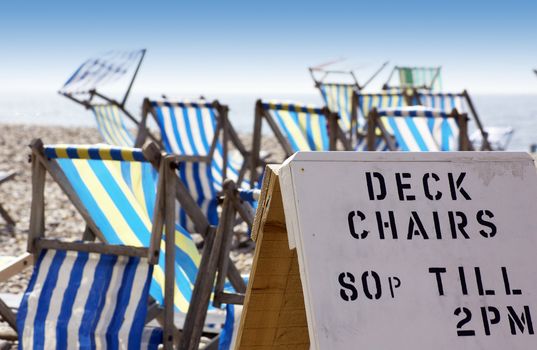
[318,83,354,132]
[261,101,330,152]
[377,108,459,151]
[398,67,442,91]
[149,100,247,228]
[416,92,467,113]
[92,104,135,147]
[43,145,202,315]
[60,49,144,95]
[17,249,159,349]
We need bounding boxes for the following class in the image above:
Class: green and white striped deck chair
[384,66,442,91]
[92,104,136,147]
[367,106,471,151]
[30,142,241,348]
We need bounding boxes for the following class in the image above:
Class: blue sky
[1,0,536,94]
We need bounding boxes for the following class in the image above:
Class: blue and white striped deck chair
[415,91,497,151]
[144,99,250,228]
[92,104,135,147]
[355,92,408,151]
[317,83,356,134]
[372,107,465,151]
[17,248,161,349]
[32,144,238,344]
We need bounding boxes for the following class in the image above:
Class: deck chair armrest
[214,291,245,307]
[0,253,33,281]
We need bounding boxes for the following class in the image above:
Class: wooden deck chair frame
[28,139,251,349]
[0,172,17,227]
[308,60,389,90]
[250,100,345,185]
[383,65,442,91]
[141,98,251,186]
[366,108,472,151]
[410,89,492,151]
[142,144,253,350]
[59,49,157,147]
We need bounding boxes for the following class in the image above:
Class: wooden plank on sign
[234,165,309,350]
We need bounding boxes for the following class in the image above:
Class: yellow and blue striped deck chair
[317,83,356,135]
[34,144,239,343]
[91,104,135,147]
[370,107,468,151]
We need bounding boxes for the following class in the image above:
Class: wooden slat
[234,167,309,349]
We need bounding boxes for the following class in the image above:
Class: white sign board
[279,152,537,349]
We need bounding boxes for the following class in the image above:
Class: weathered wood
[149,161,166,264]
[220,103,229,181]
[28,139,46,253]
[367,110,377,151]
[0,253,33,281]
[35,239,149,257]
[215,292,245,305]
[463,90,491,151]
[457,110,470,151]
[327,110,338,151]
[179,224,219,350]
[82,225,96,241]
[250,101,264,187]
[0,297,17,332]
[163,157,177,349]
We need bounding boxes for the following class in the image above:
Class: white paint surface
[279,151,537,349]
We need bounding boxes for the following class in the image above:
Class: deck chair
[366,106,471,151]
[250,100,342,182]
[310,61,389,145]
[413,90,503,151]
[355,92,411,151]
[383,66,442,91]
[140,99,252,228]
[0,171,16,227]
[59,49,151,147]
[29,140,250,349]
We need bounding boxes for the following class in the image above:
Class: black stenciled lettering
[475,267,495,296]
[448,211,470,239]
[455,307,476,336]
[388,277,401,298]
[502,267,522,296]
[481,306,501,335]
[348,210,368,239]
[507,306,534,335]
[362,271,382,300]
[366,172,386,200]
[432,211,444,239]
[395,173,415,201]
[477,210,497,238]
[375,211,398,239]
[429,267,447,296]
[407,211,429,239]
[338,272,358,301]
[448,172,471,200]
[458,266,468,295]
[423,173,442,200]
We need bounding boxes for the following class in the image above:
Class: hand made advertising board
[278,152,537,349]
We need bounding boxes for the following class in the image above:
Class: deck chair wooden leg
[203,335,220,350]
[0,204,15,227]
[0,298,17,332]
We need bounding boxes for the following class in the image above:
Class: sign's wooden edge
[251,164,280,242]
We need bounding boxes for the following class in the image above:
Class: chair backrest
[60,49,145,96]
[375,107,461,151]
[383,66,442,91]
[357,92,408,126]
[317,83,355,133]
[416,92,467,113]
[17,249,157,349]
[259,101,331,153]
[41,145,201,314]
[92,104,135,147]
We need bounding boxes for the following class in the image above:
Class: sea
[0,91,536,151]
